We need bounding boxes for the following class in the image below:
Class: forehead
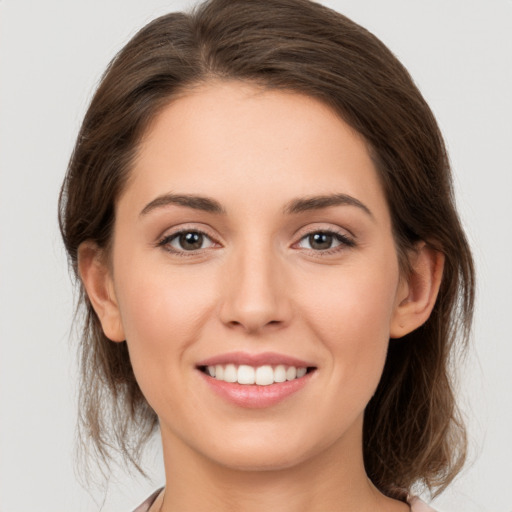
[122,81,389,222]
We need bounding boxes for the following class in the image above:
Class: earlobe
[77,242,125,342]
[390,243,444,339]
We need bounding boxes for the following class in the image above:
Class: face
[96,82,411,472]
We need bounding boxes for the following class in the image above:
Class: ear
[77,241,125,342]
[390,243,444,339]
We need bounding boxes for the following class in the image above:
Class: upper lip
[196,351,316,368]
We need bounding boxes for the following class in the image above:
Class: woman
[58,0,474,510]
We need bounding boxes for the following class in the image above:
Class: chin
[211,447,310,473]
[197,427,330,473]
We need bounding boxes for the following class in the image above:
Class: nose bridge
[220,235,290,332]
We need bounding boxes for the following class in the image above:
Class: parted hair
[58,0,474,499]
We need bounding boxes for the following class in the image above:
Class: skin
[79,81,443,512]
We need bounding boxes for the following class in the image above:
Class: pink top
[408,495,438,511]
[133,489,438,511]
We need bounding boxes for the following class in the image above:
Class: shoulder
[132,488,164,512]
[408,496,439,512]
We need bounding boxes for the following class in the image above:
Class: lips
[196,352,317,408]
[196,351,315,369]
[201,364,309,385]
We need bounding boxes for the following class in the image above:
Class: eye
[296,230,355,251]
[159,230,216,253]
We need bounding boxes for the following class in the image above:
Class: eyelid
[293,222,355,240]
[292,225,356,253]
[155,222,219,242]
[155,224,222,255]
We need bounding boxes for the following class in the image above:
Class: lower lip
[198,370,314,408]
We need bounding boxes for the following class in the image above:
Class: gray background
[1,1,511,510]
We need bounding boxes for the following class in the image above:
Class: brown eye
[308,232,334,250]
[178,232,204,250]
[160,230,215,252]
[296,230,355,252]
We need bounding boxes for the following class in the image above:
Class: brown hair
[59,0,474,499]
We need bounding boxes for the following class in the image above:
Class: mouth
[197,364,316,386]
[195,352,317,408]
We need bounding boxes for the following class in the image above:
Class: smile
[200,364,312,385]
[196,352,317,408]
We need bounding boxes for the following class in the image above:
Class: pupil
[180,232,203,250]
[310,232,333,250]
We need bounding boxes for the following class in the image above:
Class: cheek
[301,254,400,388]
[112,261,218,394]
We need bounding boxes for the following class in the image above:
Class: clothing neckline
[134,488,436,512]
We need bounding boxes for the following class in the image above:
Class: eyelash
[294,229,356,255]
[156,228,356,256]
[157,229,217,257]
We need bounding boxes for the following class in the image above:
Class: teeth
[224,364,237,383]
[286,366,297,381]
[238,365,255,384]
[297,367,307,378]
[274,365,287,383]
[255,365,273,386]
[205,364,309,385]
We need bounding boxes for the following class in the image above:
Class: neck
[157,420,409,512]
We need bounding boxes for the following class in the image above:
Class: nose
[219,243,292,334]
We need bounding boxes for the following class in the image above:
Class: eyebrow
[140,193,226,216]
[140,192,373,218]
[284,193,373,218]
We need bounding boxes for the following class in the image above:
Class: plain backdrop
[0,1,511,511]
